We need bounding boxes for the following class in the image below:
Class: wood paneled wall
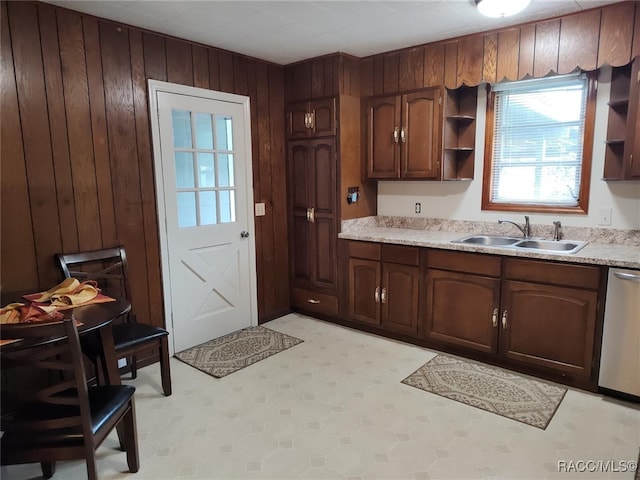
[1,1,290,324]
[361,1,640,95]
[285,53,361,102]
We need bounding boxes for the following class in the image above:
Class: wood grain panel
[8,1,62,288]
[166,38,193,86]
[424,43,444,87]
[633,3,640,60]
[399,47,423,91]
[311,57,324,97]
[99,20,151,326]
[497,28,520,82]
[266,63,289,317]
[129,29,164,328]
[360,57,374,97]
[233,55,248,95]
[482,33,497,84]
[383,51,399,94]
[533,19,560,77]
[142,33,166,81]
[84,16,117,247]
[444,41,458,89]
[57,9,102,252]
[1,1,38,291]
[518,24,535,79]
[559,9,600,74]
[208,49,220,91]
[38,3,79,254]
[192,45,210,89]
[218,50,234,93]
[324,55,335,96]
[373,55,384,95]
[398,49,413,92]
[598,2,635,67]
[339,55,352,96]
[457,35,483,87]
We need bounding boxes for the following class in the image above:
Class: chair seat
[112,323,168,352]
[1,385,135,448]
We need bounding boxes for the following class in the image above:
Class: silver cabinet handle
[308,207,315,223]
[400,127,406,143]
[393,127,399,143]
[381,288,387,304]
[614,271,640,282]
[309,110,315,129]
[307,299,320,304]
[374,287,380,303]
[492,308,498,327]
[501,310,508,330]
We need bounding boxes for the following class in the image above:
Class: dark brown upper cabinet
[366,88,442,179]
[287,98,336,139]
[604,58,640,180]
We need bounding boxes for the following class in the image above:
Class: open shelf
[603,63,632,180]
[443,86,477,180]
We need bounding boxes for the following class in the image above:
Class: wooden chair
[56,246,172,396]
[0,317,139,479]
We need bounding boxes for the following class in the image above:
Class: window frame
[481,71,597,214]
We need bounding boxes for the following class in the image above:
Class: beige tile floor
[3,313,639,480]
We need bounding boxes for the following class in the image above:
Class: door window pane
[198,153,215,188]
[177,192,197,228]
[199,191,217,225]
[172,110,192,148]
[175,152,195,188]
[217,154,235,187]
[195,113,214,150]
[219,190,236,223]
[216,115,233,150]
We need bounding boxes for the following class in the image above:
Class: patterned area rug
[175,325,303,378]
[402,354,567,429]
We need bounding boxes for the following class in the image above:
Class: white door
[149,81,257,353]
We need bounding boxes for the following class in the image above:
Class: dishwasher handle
[614,271,640,282]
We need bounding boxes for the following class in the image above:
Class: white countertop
[339,224,640,269]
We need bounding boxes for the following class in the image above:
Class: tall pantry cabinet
[285,54,377,318]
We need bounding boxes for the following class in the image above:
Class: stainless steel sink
[452,235,521,246]
[513,239,587,254]
[451,235,588,254]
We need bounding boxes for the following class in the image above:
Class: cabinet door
[287,100,311,139]
[401,89,442,179]
[500,280,597,378]
[310,98,336,137]
[425,269,500,354]
[288,141,312,284]
[348,258,381,325]
[310,139,337,290]
[367,95,401,178]
[381,263,419,335]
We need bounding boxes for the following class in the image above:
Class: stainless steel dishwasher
[599,268,640,399]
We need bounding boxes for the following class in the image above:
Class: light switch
[255,202,266,216]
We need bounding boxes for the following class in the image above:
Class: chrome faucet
[498,215,531,238]
[553,221,562,241]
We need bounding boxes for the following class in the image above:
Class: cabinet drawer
[348,241,381,261]
[428,249,501,277]
[291,288,339,316]
[382,244,420,266]
[504,258,601,290]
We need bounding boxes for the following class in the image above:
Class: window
[482,73,596,214]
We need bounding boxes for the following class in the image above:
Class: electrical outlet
[255,202,266,216]
[415,202,421,214]
[598,207,612,226]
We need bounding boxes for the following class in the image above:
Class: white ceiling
[47,0,625,65]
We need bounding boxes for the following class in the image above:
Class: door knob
[240,231,250,238]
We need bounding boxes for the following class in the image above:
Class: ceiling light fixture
[475,0,531,18]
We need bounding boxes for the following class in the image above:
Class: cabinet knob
[381,288,387,304]
[393,127,399,143]
[374,287,380,303]
[492,308,498,327]
[400,127,406,143]
[307,299,320,304]
[501,310,508,329]
[308,207,315,223]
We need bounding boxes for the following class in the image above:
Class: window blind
[490,74,588,206]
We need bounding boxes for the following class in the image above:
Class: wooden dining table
[0,297,131,386]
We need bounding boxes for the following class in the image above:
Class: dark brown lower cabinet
[425,250,603,385]
[347,242,420,335]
